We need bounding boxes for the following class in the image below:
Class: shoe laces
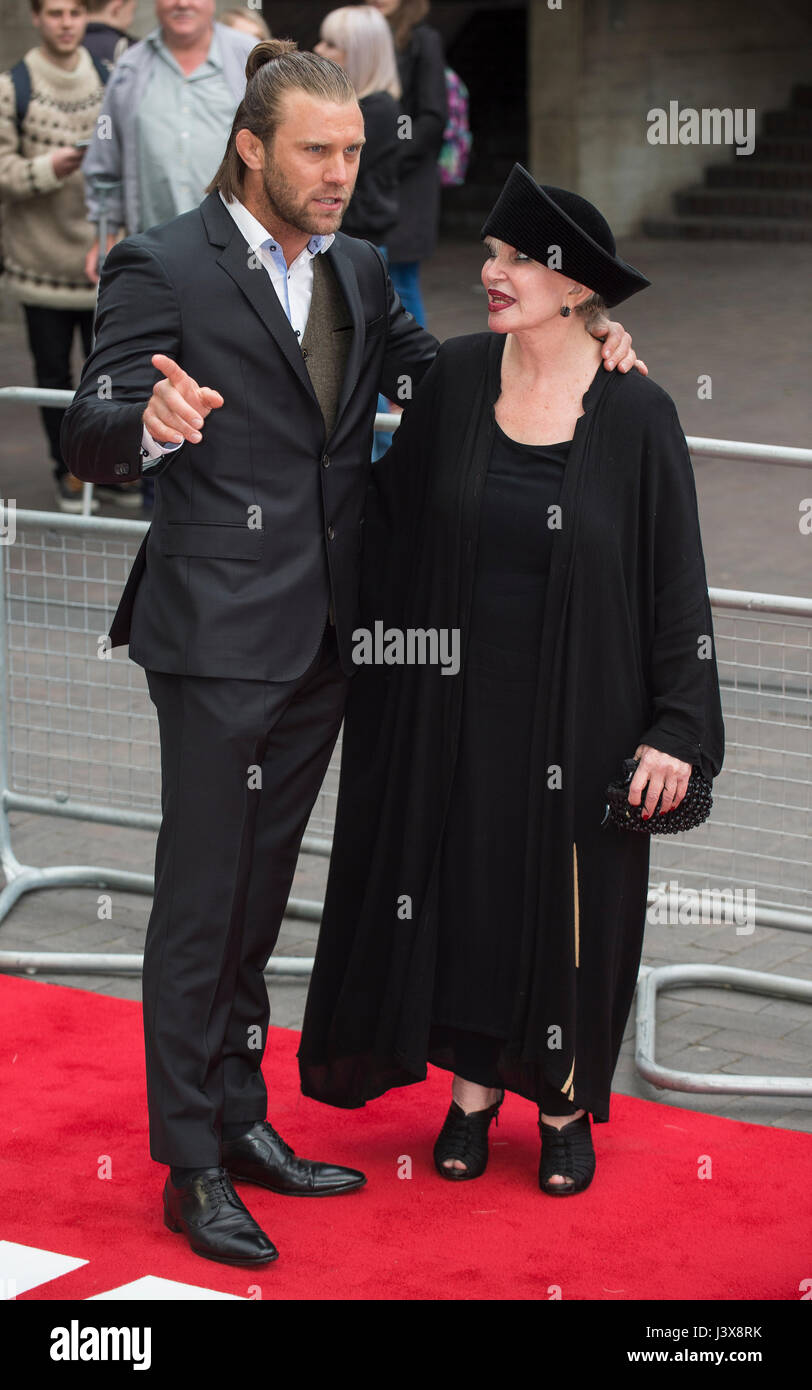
[199,1169,236,1205]
[258,1120,296,1157]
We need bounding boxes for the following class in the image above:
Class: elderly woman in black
[298,166,724,1195]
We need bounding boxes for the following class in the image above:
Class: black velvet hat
[481,163,650,308]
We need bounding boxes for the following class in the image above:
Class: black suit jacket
[60,189,438,681]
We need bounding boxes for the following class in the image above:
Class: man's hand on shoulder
[143,354,224,446]
[590,314,648,376]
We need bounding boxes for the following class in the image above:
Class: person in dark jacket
[316,5,402,459]
[82,0,137,74]
[369,0,446,326]
[316,6,401,248]
[297,166,724,1199]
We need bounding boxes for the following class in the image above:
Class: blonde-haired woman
[219,7,272,42]
[315,6,401,248]
[368,0,446,327]
[316,7,402,458]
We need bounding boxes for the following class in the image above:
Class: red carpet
[2,974,809,1300]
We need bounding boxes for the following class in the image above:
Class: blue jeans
[373,257,426,460]
[388,260,426,328]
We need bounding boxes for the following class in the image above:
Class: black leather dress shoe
[163,1166,279,1265]
[221,1120,367,1196]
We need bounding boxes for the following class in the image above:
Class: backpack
[10,49,109,139]
[438,67,472,187]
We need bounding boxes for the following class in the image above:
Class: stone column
[528,0,584,187]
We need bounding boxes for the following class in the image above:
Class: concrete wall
[530,0,812,234]
[4,0,811,237]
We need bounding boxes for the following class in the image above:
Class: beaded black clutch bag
[602,757,713,835]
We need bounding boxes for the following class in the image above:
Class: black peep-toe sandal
[538,1111,595,1196]
[433,1092,504,1181]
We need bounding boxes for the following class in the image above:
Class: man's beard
[258,159,348,237]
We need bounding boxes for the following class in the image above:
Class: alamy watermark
[50,1321,151,1370]
[352,622,460,676]
[648,880,755,934]
[647,102,755,156]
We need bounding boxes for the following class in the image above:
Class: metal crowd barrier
[640,585,812,1100]
[0,430,811,1100]
[0,510,333,971]
[2,386,810,513]
[0,388,402,518]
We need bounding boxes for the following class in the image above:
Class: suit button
[322,454,330,468]
[327,525,335,540]
[302,347,309,359]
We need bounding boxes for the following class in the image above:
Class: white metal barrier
[649,590,812,934]
[1,422,810,1100]
[1,512,809,919]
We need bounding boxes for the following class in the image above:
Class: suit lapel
[199,193,369,428]
[200,191,319,409]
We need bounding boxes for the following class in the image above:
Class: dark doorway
[442,6,528,236]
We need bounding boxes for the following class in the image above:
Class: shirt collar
[306,231,335,255]
[218,191,335,260]
[147,24,221,72]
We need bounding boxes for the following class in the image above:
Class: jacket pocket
[158,521,263,561]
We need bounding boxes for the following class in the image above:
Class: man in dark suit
[62,41,639,1267]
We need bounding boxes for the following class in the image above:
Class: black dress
[427,419,577,1111]
[297,334,725,1123]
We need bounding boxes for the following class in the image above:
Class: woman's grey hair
[575,292,607,331]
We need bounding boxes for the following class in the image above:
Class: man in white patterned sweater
[0,0,119,511]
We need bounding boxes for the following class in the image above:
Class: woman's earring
[560,305,571,317]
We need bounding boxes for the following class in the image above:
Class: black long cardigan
[298,331,725,1122]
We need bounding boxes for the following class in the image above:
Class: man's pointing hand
[144,353,224,445]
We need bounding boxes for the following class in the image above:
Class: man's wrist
[36,151,63,193]
[141,421,183,460]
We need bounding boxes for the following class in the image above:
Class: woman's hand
[628,743,692,819]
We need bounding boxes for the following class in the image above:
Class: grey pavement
[0,235,810,1133]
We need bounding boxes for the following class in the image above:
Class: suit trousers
[143,620,348,1165]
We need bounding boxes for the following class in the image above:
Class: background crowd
[0,0,456,511]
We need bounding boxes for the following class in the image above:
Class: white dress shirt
[140,192,335,467]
